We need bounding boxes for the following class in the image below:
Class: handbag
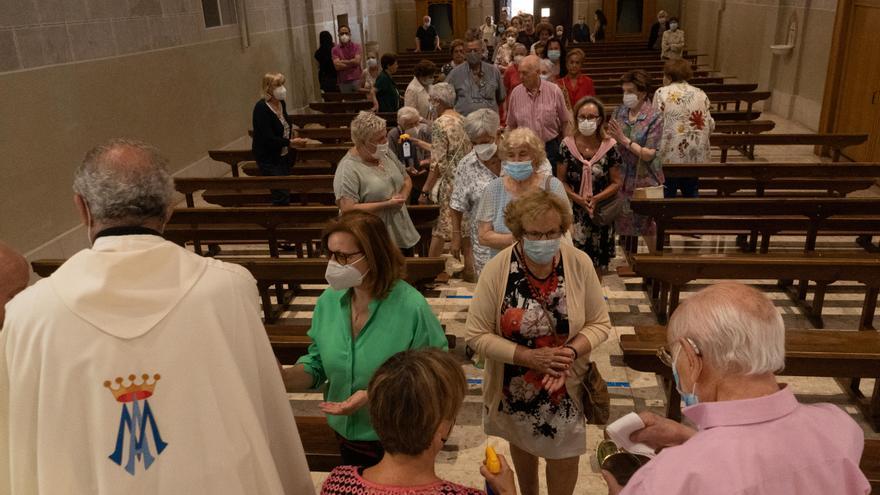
[562,136,624,226]
[517,246,611,425]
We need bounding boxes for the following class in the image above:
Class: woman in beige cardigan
[466,190,611,495]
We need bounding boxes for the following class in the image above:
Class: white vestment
[0,235,315,495]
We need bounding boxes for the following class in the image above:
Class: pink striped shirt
[505,79,571,142]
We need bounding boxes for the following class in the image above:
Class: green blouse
[296,280,447,441]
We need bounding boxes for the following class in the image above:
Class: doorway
[819,0,880,161]
[602,0,656,40]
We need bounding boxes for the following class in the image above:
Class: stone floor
[272,112,880,493]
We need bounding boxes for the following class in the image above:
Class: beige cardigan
[465,243,612,422]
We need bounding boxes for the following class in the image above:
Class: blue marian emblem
[104,374,168,475]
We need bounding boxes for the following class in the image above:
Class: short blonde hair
[369,348,466,456]
[504,189,573,238]
[350,111,387,146]
[261,72,285,100]
[397,106,421,128]
[499,127,546,166]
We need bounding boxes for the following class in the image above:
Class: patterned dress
[449,151,499,275]
[484,251,586,459]
[653,82,715,163]
[321,465,484,494]
[613,103,664,236]
[559,139,621,268]
[430,112,472,240]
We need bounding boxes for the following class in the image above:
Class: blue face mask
[672,351,699,407]
[522,238,560,264]
[503,161,534,181]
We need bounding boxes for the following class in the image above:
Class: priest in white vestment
[0,139,315,494]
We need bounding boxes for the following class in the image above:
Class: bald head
[0,241,29,324]
[518,55,542,90]
[73,138,175,241]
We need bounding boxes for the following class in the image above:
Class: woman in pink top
[603,283,870,495]
[321,348,518,495]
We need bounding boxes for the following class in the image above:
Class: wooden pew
[294,127,360,143]
[862,439,880,493]
[322,92,371,102]
[209,147,348,176]
[713,120,776,134]
[593,81,755,95]
[175,176,336,207]
[164,205,440,257]
[629,252,880,329]
[630,197,880,253]
[710,133,868,162]
[662,162,880,197]
[290,112,397,127]
[296,416,343,472]
[309,100,373,113]
[600,91,770,113]
[620,325,880,429]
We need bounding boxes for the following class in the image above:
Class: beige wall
[0,0,406,258]
[682,0,836,130]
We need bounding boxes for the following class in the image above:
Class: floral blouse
[653,82,715,164]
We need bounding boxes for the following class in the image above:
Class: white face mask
[272,85,287,101]
[340,34,351,43]
[556,29,563,36]
[324,258,366,290]
[419,77,433,87]
[514,55,524,65]
[507,36,515,46]
[372,142,389,159]
[474,142,497,161]
[367,57,378,68]
[578,118,599,136]
[539,73,551,81]
[669,22,678,30]
[622,92,640,109]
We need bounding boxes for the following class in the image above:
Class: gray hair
[397,106,421,128]
[73,138,174,224]
[463,109,500,142]
[350,111,387,146]
[668,282,785,376]
[428,82,456,110]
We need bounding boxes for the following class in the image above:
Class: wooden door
[532,0,572,37]
[820,0,880,161]
[603,0,656,40]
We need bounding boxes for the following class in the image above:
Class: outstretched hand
[319,390,368,416]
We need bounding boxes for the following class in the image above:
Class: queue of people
[3,15,868,495]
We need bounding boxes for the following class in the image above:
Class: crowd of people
[0,11,870,495]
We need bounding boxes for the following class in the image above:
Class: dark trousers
[336,434,384,467]
[664,177,699,198]
[257,161,291,206]
[545,136,561,176]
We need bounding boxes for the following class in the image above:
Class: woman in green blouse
[282,210,447,467]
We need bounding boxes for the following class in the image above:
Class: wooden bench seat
[295,416,343,472]
[164,205,440,257]
[629,252,880,329]
[695,177,877,197]
[241,162,331,177]
[175,176,336,207]
[308,100,373,113]
[713,120,776,134]
[289,112,397,128]
[710,133,868,162]
[620,325,880,429]
[209,147,347,176]
[862,439,880,492]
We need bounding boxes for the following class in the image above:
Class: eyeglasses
[657,337,702,367]
[522,230,564,240]
[328,250,364,265]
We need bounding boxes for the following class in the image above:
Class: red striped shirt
[505,80,571,142]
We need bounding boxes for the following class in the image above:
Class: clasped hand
[526,346,575,393]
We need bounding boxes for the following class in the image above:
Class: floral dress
[613,103,664,236]
[484,250,586,459]
[559,140,621,268]
[653,82,715,163]
[430,113,472,239]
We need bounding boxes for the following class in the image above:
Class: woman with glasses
[475,128,571,262]
[603,282,868,494]
[467,189,611,495]
[282,210,447,469]
[334,111,420,253]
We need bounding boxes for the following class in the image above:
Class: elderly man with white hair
[604,282,870,495]
[336,111,420,251]
[449,108,502,280]
[0,139,314,494]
